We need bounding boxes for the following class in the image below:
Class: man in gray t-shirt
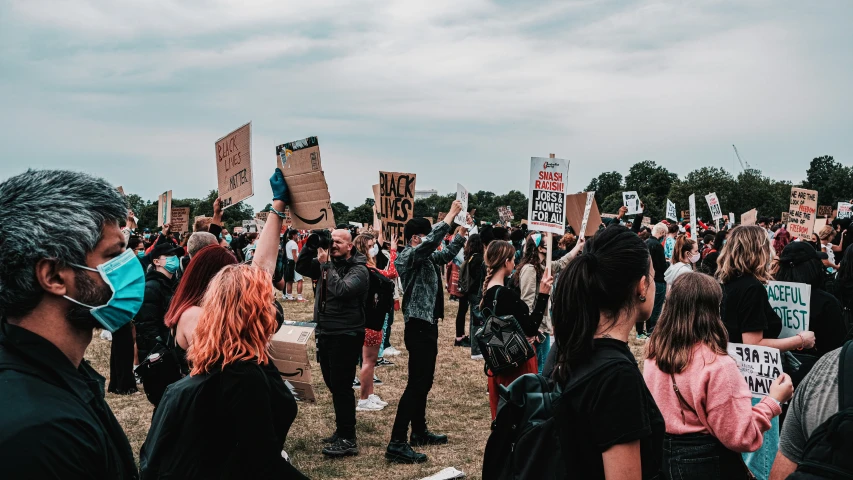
[769,348,841,480]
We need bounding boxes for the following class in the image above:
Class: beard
[65,269,112,332]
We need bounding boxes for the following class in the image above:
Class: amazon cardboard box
[270,322,316,402]
[275,137,335,230]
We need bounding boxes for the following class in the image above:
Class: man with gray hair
[0,169,140,478]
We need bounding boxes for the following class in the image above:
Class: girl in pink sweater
[643,272,793,480]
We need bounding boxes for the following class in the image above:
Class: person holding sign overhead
[644,272,792,479]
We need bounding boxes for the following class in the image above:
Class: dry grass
[89,289,647,480]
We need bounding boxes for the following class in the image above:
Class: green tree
[349,203,375,225]
[331,202,350,225]
[731,169,792,220]
[624,161,678,222]
[668,167,737,224]
[584,171,623,209]
[801,155,853,206]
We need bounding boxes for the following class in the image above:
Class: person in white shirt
[664,235,698,296]
[284,230,305,302]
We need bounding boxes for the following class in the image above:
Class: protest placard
[379,171,417,242]
[814,217,827,235]
[157,190,172,227]
[787,187,818,240]
[705,192,723,221]
[242,220,258,233]
[741,209,757,226]
[255,211,270,223]
[688,194,696,238]
[766,281,811,338]
[729,212,735,226]
[117,186,125,196]
[838,202,853,220]
[497,206,514,223]
[818,205,834,217]
[170,207,190,233]
[666,199,677,222]
[642,216,651,226]
[455,183,469,226]
[680,209,690,222]
[276,137,335,230]
[622,191,641,215]
[727,343,782,398]
[528,157,570,235]
[566,192,601,238]
[215,122,253,209]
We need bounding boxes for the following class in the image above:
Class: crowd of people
[0,167,851,479]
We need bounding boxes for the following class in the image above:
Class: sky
[1,0,851,212]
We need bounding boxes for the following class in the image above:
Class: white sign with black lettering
[727,343,782,398]
[666,199,677,222]
[623,191,641,215]
[455,183,469,226]
[705,192,723,221]
[579,191,595,235]
[528,157,570,235]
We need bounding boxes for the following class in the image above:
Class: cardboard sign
[215,122,253,209]
[372,184,381,219]
[242,220,258,233]
[528,157,570,235]
[565,192,601,238]
[455,183,469,226]
[255,211,270,223]
[838,202,853,220]
[157,190,173,227]
[497,206,514,222]
[666,199,677,222]
[818,205,834,217]
[688,194,696,238]
[788,187,818,240]
[729,212,735,226]
[579,191,595,236]
[276,137,335,230]
[116,186,125,196]
[170,207,190,233]
[622,191,641,215]
[727,343,782,398]
[379,171,417,242]
[814,217,828,235]
[781,212,790,223]
[705,192,723,221]
[681,209,691,222]
[642,216,651,226]
[766,281,811,338]
[741,209,757,226]
[270,321,316,402]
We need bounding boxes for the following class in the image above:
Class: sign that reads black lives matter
[528,157,570,235]
[379,171,416,243]
[215,122,253,209]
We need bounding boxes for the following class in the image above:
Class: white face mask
[369,244,379,258]
[689,252,701,264]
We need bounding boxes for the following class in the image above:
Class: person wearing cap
[135,241,184,361]
[774,242,848,362]
[386,200,465,464]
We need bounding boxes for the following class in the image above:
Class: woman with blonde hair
[817,225,843,271]
[140,169,308,479]
[644,272,792,479]
[664,236,698,294]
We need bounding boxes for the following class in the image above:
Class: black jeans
[455,295,470,337]
[108,322,138,394]
[391,318,439,441]
[662,433,752,480]
[317,332,364,440]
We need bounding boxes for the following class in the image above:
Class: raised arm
[253,169,288,277]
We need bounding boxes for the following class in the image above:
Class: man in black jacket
[641,223,668,338]
[296,228,369,457]
[135,242,183,361]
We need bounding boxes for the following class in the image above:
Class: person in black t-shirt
[547,225,664,479]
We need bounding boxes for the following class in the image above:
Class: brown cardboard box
[283,380,316,402]
[271,359,312,383]
[270,322,316,401]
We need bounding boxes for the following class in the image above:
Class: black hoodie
[296,247,369,335]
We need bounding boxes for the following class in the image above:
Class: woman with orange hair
[140,169,308,479]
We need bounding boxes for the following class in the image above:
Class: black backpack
[364,268,395,331]
[457,258,473,295]
[788,340,853,480]
[474,287,535,376]
[136,329,184,407]
[482,350,631,479]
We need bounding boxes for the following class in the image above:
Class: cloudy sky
[1,0,851,211]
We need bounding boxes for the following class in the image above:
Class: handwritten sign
[788,187,818,240]
[741,209,757,226]
[528,157,570,235]
[681,209,690,222]
[728,212,735,226]
[818,205,834,217]
[455,183,469,226]
[379,171,417,242]
[705,192,723,221]
[498,206,514,223]
[838,202,852,220]
[170,207,190,233]
[666,199,677,222]
[727,343,782,398]
[215,122,253,210]
[688,194,697,239]
[766,281,811,338]
[579,191,595,236]
[157,190,172,227]
[623,191,641,215]
[256,211,270,223]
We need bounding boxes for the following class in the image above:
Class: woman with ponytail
[548,225,664,479]
[480,240,553,419]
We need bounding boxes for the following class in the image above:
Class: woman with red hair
[141,169,308,479]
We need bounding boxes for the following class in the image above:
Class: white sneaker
[471,354,484,360]
[383,346,402,356]
[356,399,384,411]
[368,394,388,406]
[284,295,295,301]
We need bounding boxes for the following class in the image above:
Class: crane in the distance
[732,144,751,171]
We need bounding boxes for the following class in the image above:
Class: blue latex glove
[270,168,290,203]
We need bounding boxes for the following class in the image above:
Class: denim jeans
[662,432,752,480]
[742,397,779,480]
[535,333,551,375]
[379,313,390,357]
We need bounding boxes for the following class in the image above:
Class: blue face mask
[225,234,232,243]
[144,234,151,240]
[162,255,180,273]
[64,249,146,332]
[136,250,145,259]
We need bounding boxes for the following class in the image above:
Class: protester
[135,241,184,363]
[514,231,583,372]
[772,226,791,257]
[0,169,140,478]
[296,225,369,457]
[664,224,678,260]
[108,235,144,396]
[636,223,668,339]
[644,273,792,479]
[547,225,664,479]
[458,233,485,358]
[699,230,727,277]
[774,242,848,356]
[387,201,465,464]
[284,229,306,302]
[353,233,398,412]
[483,240,554,418]
[817,225,843,271]
[664,236,698,294]
[831,245,853,334]
[140,169,307,479]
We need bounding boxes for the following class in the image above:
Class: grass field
[88,289,646,479]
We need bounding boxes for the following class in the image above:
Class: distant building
[415,189,438,200]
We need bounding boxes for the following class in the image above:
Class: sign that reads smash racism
[727,343,782,398]
[215,122,253,209]
[379,171,416,242]
[705,192,723,221]
[788,187,818,240]
[766,281,811,338]
[528,157,569,235]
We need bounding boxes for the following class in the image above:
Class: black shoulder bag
[474,286,535,377]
